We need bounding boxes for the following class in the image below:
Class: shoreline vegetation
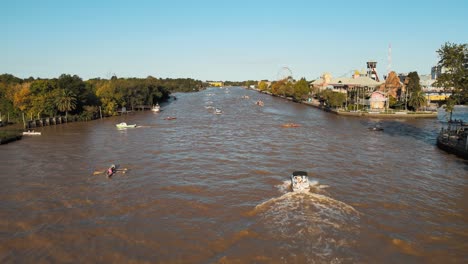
[0,74,261,144]
[249,87,439,118]
[0,73,209,144]
[0,74,207,127]
[0,130,22,144]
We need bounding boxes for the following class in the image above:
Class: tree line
[0,74,205,123]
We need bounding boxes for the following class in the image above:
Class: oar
[116,168,128,174]
[92,168,128,175]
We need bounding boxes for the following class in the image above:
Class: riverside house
[311,73,382,95]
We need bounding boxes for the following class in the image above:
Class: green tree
[408,90,427,111]
[443,97,455,121]
[321,90,346,109]
[406,71,421,94]
[29,79,58,117]
[0,74,22,84]
[435,42,468,104]
[293,78,310,101]
[0,82,15,121]
[270,80,285,96]
[96,81,123,116]
[258,81,268,92]
[82,105,99,120]
[57,74,86,113]
[284,82,294,97]
[56,89,77,118]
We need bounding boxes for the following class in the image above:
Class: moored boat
[368,127,384,131]
[116,122,137,128]
[22,130,41,135]
[291,171,310,192]
[436,120,468,159]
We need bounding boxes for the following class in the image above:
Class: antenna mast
[387,43,392,75]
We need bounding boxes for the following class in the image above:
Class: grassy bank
[0,129,23,144]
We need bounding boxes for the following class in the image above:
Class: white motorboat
[151,104,161,112]
[116,122,137,128]
[22,130,41,135]
[215,108,222,115]
[291,171,310,192]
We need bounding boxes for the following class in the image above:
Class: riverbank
[0,96,178,145]
[302,100,438,118]
[0,129,22,144]
[250,88,438,119]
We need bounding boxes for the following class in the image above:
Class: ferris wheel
[276,67,293,81]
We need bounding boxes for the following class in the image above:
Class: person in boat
[106,164,116,177]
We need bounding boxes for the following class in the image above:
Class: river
[0,87,467,263]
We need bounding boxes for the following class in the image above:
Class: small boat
[106,164,116,178]
[215,108,222,115]
[281,123,301,128]
[256,100,264,106]
[151,104,161,112]
[116,122,137,128]
[368,127,384,131]
[164,116,177,120]
[291,171,310,192]
[22,130,41,135]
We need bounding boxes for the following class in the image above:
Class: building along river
[0,87,466,263]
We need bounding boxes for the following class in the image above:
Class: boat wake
[247,180,360,262]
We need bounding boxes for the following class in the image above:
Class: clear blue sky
[2,0,467,81]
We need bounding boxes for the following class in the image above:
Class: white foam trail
[251,180,360,261]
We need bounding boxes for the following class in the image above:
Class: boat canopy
[292,171,308,176]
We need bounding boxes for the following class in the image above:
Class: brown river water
[0,87,467,263]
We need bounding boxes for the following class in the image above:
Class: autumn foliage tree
[258,81,268,92]
[13,83,32,113]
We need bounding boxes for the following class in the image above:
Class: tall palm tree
[56,89,77,118]
[408,90,427,111]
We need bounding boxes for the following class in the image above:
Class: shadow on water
[361,118,440,146]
